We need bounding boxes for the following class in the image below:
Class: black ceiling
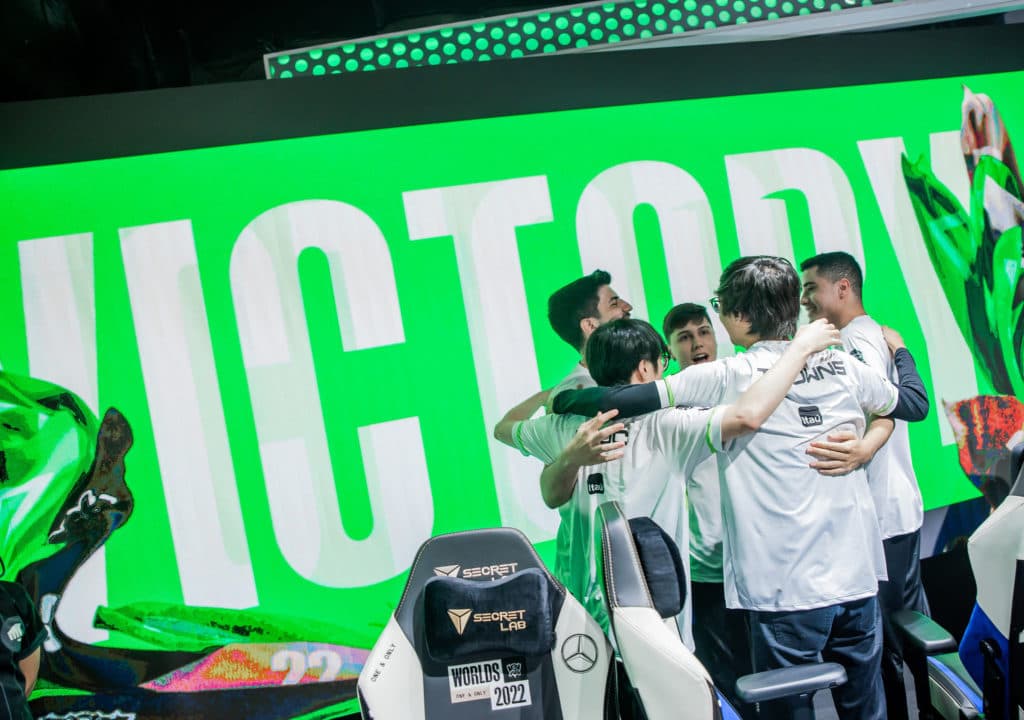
[0,0,580,102]
[1,0,1013,103]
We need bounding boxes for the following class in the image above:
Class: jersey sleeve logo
[798,405,824,427]
[849,348,866,364]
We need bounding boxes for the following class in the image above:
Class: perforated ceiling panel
[264,0,889,78]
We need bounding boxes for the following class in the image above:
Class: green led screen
[265,0,895,78]
[1,28,1022,717]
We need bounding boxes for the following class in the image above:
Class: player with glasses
[494,315,842,645]
[553,256,930,720]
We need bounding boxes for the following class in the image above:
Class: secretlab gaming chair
[597,501,848,720]
[894,442,1024,720]
[357,527,615,719]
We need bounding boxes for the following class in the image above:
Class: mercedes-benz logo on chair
[561,634,598,672]
[448,608,472,635]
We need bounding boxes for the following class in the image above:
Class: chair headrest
[422,568,558,664]
[629,517,687,619]
[598,502,687,618]
[395,527,562,641]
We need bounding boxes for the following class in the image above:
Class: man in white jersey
[496,270,633,427]
[546,269,633,410]
[553,256,930,720]
[662,302,751,699]
[494,316,840,647]
[661,301,895,709]
[495,269,633,592]
[801,251,929,720]
[544,270,630,405]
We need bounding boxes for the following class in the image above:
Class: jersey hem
[728,587,878,612]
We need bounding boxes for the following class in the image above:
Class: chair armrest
[735,662,847,704]
[891,609,958,655]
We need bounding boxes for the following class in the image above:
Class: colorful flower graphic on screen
[902,87,1024,495]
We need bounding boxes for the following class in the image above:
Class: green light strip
[264,0,889,78]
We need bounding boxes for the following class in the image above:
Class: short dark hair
[547,269,611,352]
[585,319,667,386]
[799,251,863,297]
[662,303,711,342]
[716,256,800,339]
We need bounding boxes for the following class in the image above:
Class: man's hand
[540,409,626,508]
[792,318,841,355]
[806,430,873,476]
[881,326,907,355]
[563,409,626,466]
[494,388,553,446]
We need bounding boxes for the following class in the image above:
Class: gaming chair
[895,442,1024,720]
[597,501,848,720]
[357,527,616,719]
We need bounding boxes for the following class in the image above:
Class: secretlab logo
[448,608,473,635]
[448,607,528,633]
[433,562,519,579]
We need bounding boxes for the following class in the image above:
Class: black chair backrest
[359,527,615,720]
[598,504,687,619]
[395,527,560,641]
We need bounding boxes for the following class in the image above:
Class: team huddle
[493,253,930,720]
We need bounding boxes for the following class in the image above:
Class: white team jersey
[512,406,723,649]
[546,363,596,413]
[545,363,597,589]
[687,454,724,584]
[841,315,924,538]
[663,341,897,611]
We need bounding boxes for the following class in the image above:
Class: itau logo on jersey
[798,406,824,427]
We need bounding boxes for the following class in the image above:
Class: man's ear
[729,311,754,334]
[634,358,658,383]
[837,278,851,299]
[580,316,599,339]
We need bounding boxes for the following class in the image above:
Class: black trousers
[878,529,930,720]
[691,580,751,709]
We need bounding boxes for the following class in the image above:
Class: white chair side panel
[551,598,614,718]
[357,616,426,720]
[968,496,1024,637]
[614,606,716,720]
